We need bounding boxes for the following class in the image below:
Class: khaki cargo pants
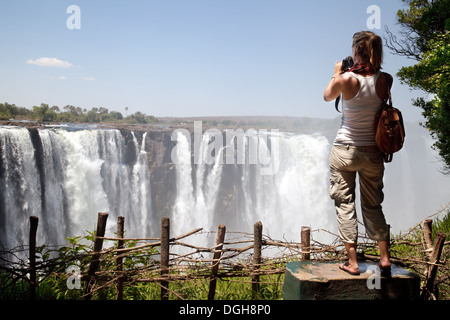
[329,145,389,244]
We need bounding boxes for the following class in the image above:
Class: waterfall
[172,130,225,237]
[0,126,152,250]
[170,128,333,244]
[239,133,332,240]
[168,123,450,244]
[1,122,449,254]
[0,127,42,248]
[132,132,152,235]
[382,122,450,232]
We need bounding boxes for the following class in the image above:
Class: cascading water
[172,130,225,238]
[170,127,334,247]
[237,132,331,239]
[0,127,42,248]
[0,126,152,251]
[0,121,449,256]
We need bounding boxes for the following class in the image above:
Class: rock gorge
[1,119,449,252]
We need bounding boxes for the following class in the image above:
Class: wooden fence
[1,208,449,300]
[77,212,319,300]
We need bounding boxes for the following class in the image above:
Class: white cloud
[26,57,73,68]
[58,76,67,80]
[82,77,95,81]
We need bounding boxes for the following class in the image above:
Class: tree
[385,0,450,173]
[86,108,101,123]
[33,103,50,122]
[131,111,147,124]
[107,111,123,121]
[0,103,12,120]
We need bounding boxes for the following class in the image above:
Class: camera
[341,56,354,72]
[334,56,354,112]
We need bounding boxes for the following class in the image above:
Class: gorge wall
[0,119,449,252]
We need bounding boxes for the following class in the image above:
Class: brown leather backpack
[374,73,406,162]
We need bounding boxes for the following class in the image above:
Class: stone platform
[282,261,420,300]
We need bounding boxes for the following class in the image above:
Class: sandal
[378,263,392,278]
[339,262,360,276]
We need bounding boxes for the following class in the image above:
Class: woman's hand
[334,60,343,76]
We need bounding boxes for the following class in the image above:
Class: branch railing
[1,206,449,300]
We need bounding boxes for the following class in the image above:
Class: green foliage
[431,211,450,241]
[0,102,30,120]
[388,0,450,173]
[397,0,450,52]
[397,32,450,171]
[0,102,158,125]
[390,210,450,299]
[0,228,284,300]
[2,214,448,300]
[2,211,448,300]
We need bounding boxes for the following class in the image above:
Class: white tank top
[334,71,383,146]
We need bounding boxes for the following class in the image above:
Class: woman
[323,31,392,276]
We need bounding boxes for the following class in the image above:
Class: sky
[0,0,427,121]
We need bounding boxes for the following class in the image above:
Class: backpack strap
[385,153,393,162]
[383,72,393,106]
[335,95,342,112]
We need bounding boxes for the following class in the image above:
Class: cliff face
[142,129,177,219]
[3,119,448,248]
[138,127,245,229]
[14,122,180,223]
[106,126,180,223]
[1,122,332,238]
[0,123,185,246]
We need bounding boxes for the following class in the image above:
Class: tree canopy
[385,0,450,173]
[0,102,158,125]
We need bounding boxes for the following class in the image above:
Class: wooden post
[422,219,433,260]
[29,216,39,300]
[116,216,125,300]
[301,226,311,260]
[160,216,170,300]
[252,221,263,299]
[208,224,226,300]
[421,231,446,300]
[85,212,109,300]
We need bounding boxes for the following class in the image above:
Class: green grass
[389,211,450,299]
[0,271,284,300]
